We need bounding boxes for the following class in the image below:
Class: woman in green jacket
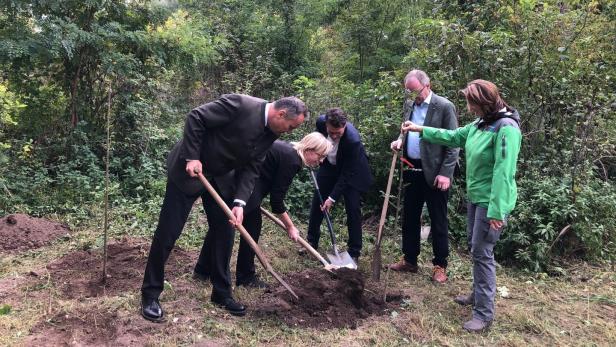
[402,79,521,332]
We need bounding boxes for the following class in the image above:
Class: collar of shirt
[416,91,433,107]
[264,103,271,127]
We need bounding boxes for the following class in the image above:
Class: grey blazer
[403,92,459,185]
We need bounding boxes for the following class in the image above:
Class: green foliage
[499,171,616,271]
[0,81,25,153]
[0,304,10,315]
[0,0,614,272]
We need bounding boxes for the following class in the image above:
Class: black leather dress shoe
[192,271,210,283]
[141,296,164,322]
[211,295,246,316]
[236,277,269,289]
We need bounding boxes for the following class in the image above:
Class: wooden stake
[103,83,111,284]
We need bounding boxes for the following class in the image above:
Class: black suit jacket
[244,140,303,214]
[166,94,278,201]
[316,115,373,200]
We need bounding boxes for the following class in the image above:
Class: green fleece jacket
[421,109,522,220]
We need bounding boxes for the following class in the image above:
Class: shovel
[260,207,336,272]
[196,173,298,299]
[308,170,357,270]
[371,149,398,281]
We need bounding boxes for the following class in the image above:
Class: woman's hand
[287,226,300,242]
[489,219,503,230]
[401,121,423,133]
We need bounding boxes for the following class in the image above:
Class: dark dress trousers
[194,140,303,284]
[401,93,459,267]
[306,115,373,258]
[141,94,278,300]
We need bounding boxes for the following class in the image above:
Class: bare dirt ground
[0,214,70,253]
[253,268,406,329]
[0,215,408,346]
[0,213,614,346]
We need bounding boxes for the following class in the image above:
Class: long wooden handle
[260,207,330,267]
[196,173,298,299]
[375,151,398,246]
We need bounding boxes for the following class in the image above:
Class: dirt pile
[0,214,70,253]
[253,268,404,329]
[44,238,197,299]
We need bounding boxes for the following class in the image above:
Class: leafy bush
[498,171,616,271]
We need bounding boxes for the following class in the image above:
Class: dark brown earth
[253,268,406,329]
[43,237,197,299]
[2,214,406,345]
[0,214,70,253]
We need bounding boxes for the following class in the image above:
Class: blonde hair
[292,132,332,166]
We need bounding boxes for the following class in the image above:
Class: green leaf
[0,304,11,315]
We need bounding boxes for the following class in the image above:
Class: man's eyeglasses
[405,86,426,99]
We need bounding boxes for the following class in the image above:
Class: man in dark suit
[141,94,307,322]
[306,108,373,262]
[388,69,459,283]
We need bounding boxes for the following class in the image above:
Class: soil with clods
[253,268,406,329]
[0,214,71,253]
[43,237,198,299]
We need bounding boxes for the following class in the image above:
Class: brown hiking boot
[454,293,474,306]
[463,318,492,333]
[387,258,418,273]
[432,265,448,283]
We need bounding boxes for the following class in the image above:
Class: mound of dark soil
[253,268,404,329]
[0,214,70,253]
[45,238,197,299]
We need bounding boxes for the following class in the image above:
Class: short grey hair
[273,96,309,120]
[404,69,431,86]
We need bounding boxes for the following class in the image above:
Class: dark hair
[325,108,347,128]
[460,79,510,117]
[273,96,309,120]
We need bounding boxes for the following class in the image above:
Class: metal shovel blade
[326,250,357,270]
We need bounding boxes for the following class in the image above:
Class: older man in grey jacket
[388,69,459,283]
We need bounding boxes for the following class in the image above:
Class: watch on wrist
[233,201,245,208]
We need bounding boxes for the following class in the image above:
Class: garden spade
[371,148,398,281]
[196,173,298,299]
[260,207,336,272]
[308,170,357,270]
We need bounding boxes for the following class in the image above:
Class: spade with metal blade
[308,169,357,270]
[196,173,298,299]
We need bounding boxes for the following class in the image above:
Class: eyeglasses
[309,149,327,160]
[405,86,426,99]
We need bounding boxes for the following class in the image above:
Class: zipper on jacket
[501,135,506,158]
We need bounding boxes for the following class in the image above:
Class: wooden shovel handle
[260,207,330,267]
[197,173,298,299]
[375,151,398,246]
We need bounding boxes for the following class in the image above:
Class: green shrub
[498,171,616,271]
